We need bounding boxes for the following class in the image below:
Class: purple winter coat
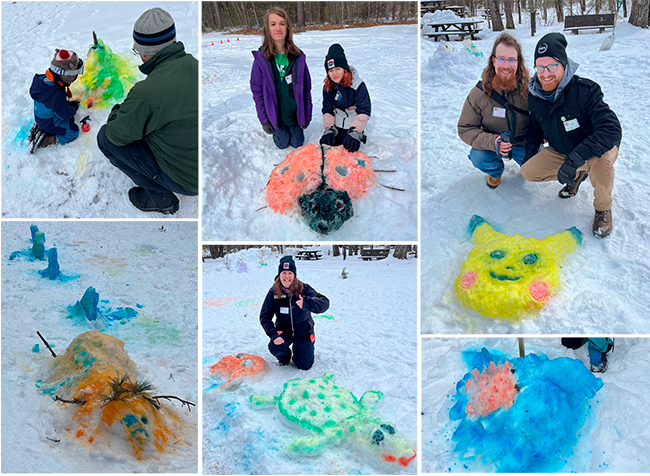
[250,50,312,129]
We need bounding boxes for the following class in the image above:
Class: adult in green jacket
[97,8,198,214]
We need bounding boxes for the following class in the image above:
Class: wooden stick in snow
[37,331,57,357]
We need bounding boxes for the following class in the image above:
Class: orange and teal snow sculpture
[72,32,138,109]
[208,353,268,390]
[36,331,192,459]
[265,144,376,234]
[454,215,582,319]
[250,372,416,467]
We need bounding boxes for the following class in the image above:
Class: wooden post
[518,337,525,357]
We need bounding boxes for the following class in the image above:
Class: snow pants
[468,146,526,178]
[268,332,315,370]
[97,125,197,201]
[562,337,613,366]
[273,124,304,150]
[520,145,618,211]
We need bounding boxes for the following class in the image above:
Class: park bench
[295,250,322,260]
[563,14,615,34]
[360,248,390,261]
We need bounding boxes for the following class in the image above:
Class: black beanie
[324,43,349,72]
[535,32,568,67]
[278,255,297,276]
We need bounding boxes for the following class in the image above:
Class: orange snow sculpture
[209,353,268,390]
[322,146,376,200]
[36,331,191,459]
[464,360,518,420]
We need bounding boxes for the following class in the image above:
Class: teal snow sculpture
[39,248,61,280]
[30,224,39,241]
[71,286,100,321]
[250,372,416,468]
[33,231,46,260]
[449,348,603,472]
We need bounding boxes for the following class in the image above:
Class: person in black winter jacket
[521,33,621,238]
[319,43,371,153]
[259,255,329,370]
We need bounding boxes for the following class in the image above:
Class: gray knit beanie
[133,8,176,56]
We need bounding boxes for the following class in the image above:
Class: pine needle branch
[152,395,196,412]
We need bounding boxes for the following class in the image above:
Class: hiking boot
[28,129,57,153]
[590,353,608,373]
[486,175,502,189]
[558,171,589,199]
[27,123,40,143]
[128,187,179,215]
[592,209,613,238]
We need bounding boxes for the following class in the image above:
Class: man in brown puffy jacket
[458,33,531,189]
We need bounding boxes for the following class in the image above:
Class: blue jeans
[273,125,304,149]
[468,146,526,178]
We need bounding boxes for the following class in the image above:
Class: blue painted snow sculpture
[30,224,39,241]
[39,247,61,280]
[449,347,603,472]
[71,286,100,321]
[33,231,47,260]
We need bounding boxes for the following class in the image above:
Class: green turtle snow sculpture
[250,372,416,467]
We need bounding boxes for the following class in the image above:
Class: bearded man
[458,33,531,189]
[522,33,621,237]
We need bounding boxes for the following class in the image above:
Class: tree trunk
[393,245,409,259]
[504,0,516,28]
[491,0,505,30]
[332,245,340,257]
[629,0,650,26]
[623,0,628,17]
[213,2,223,30]
[296,1,305,27]
[580,0,586,14]
[556,0,565,21]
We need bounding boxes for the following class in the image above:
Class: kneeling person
[522,33,621,237]
[458,33,531,189]
[97,8,198,214]
[29,49,84,153]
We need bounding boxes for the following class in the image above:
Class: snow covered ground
[202,248,417,474]
[421,337,650,473]
[202,24,418,241]
[420,17,650,333]
[1,221,198,472]
[1,1,199,218]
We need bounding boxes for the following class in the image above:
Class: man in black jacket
[522,33,621,237]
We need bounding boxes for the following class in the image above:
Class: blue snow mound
[70,286,100,321]
[67,286,138,327]
[449,348,603,472]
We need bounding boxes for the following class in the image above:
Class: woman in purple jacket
[250,6,312,150]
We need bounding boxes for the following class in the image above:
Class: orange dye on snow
[322,146,376,199]
[464,360,518,419]
[209,354,268,389]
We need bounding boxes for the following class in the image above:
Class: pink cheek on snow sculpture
[460,271,478,289]
[529,281,550,302]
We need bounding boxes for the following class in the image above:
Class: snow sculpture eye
[490,250,505,259]
[523,253,538,265]
[372,429,385,444]
[380,423,396,434]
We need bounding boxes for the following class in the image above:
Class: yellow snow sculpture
[36,331,191,459]
[454,215,582,319]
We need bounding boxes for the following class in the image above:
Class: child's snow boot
[29,129,57,153]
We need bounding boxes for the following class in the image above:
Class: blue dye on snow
[33,231,46,260]
[105,307,138,321]
[39,247,61,280]
[30,225,39,241]
[449,348,603,472]
[32,344,40,353]
[67,287,138,326]
[136,304,144,309]
[70,287,100,321]
[123,414,139,427]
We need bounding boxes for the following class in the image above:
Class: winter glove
[301,121,310,130]
[68,100,80,111]
[557,152,586,187]
[342,129,363,153]
[319,126,338,146]
[262,123,275,135]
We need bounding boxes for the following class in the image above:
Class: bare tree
[629,0,650,26]
[556,0,565,21]
[297,1,305,28]
[504,0,516,28]
[490,0,505,30]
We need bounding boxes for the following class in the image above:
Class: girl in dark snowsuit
[250,6,312,150]
[259,255,329,370]
[319,43,371,153]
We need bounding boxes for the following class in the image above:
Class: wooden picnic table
[422,19,483,41]
[421,4,469,17]
[295,250,322,260]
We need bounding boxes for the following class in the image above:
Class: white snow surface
[202,25,418,241]
[1,1,199,218]
[1,221,198,472]
[202,248,417,474]
[420,20,650,333]
[421,337,650,472]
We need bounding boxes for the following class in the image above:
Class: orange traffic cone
[211,41,214,46]
[237,37,240,41]
[227,38,230,43]
[220,40,223,44]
